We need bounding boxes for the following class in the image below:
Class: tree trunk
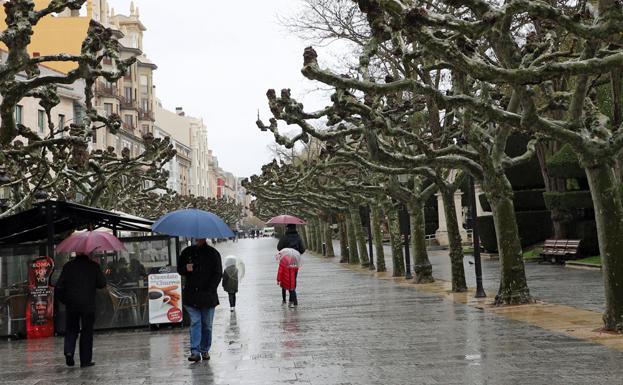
[371,205,386,272]
[584,163,623,331]
[408,201,434,283]
[315,218,323,254]
[441,190,467,292]
[485,175,533,305]
[300,224,309,250]
[339,218,349,263]
[386,206,405,277]
[350,206,370,266]
[309,219,318,253]
[346,214,360,264]
[536,141,568,239]
[324,219,335,257]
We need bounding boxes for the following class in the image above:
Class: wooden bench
[539,239,581,264]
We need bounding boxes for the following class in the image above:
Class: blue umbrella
[152,209,234,238]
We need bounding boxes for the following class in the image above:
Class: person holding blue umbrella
[152,209,233,362]
[177,238,222,362]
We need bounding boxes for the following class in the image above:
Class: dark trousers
[281,288,297,305]
[64,310,95,365]
[228,293,236,307]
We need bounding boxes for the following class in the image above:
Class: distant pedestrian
[277,248,300,308]
[177,238,223,362]
[54,253,107,368]
[222,256,245,312]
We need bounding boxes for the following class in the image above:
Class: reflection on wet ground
[1,238,622,384]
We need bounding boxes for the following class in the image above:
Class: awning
[0,200,153,246]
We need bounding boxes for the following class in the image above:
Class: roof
[0,200,153,245]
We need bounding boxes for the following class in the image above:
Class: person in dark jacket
[54,253,107,368]
[277,224,305,254]
[177,239,222,362]
[277,225,305,306]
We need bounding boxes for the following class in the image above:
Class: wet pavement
[343,242,606,313]
[1,238,622,384]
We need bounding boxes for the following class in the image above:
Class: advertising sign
[148,269,182,324]
[26,256,54,339]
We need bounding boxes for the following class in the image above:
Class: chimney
[175,107,185,116]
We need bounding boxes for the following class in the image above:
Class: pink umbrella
[56,231,126,254]
[266,215,306,225]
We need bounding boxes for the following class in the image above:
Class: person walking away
[178,238,223,362]
[277,251,299,308]
[222,258,239,311]
[277,224,305,255]
[277,225,305,307]
[54,253,107,367]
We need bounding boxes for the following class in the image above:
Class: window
[104,103,113,117]
[103,57,112,65]
[124,87,133,101]
[92,129,97,143]
[140,75,149,94]
[58,114,65,131]
[38,110,45,133]
[124,114,133,129]
[141,98,149,111]
[14,105,23,124]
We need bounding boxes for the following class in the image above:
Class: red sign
[167,307,183,323]
[26,256,54,339]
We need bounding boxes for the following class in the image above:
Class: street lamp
[359,205,375,270]
[34,190,49,203]
[457,136,486,298]
[396,174,413,280]
[466,174,486,298]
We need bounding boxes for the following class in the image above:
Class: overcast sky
[106,0,326,178]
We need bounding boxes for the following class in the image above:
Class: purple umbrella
[56,231,126,254]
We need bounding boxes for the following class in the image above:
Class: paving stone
[0,238,621,384]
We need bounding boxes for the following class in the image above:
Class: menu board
[26,256,54,339]
[148,268,182,324]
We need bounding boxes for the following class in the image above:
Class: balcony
[122,122,136,132]
[138,108,154,121]
[94,82,117,98]
[120,96,138,110]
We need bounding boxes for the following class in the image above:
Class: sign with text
[26,256,54,339]
[148,272,182,324]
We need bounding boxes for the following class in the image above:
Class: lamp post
[396,174,413,280]
[360,205,375,270]
[467,174,486,298]
[34,190,49,203]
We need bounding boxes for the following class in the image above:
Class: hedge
[543,190,594,211]
[478,189,546,213]
[546,144,586,179]
[477,210,553,252]
[569,220,599,256]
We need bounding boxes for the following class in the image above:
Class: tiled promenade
[1,238,622,384]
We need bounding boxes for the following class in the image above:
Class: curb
[565,261,601,270]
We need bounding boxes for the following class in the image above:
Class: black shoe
[201,352,210,360]
[64,354,74,367]
[80,362,95,368]
[188,354,201,362]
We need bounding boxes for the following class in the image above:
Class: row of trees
[245,0,623,332]
[0,1,244,225]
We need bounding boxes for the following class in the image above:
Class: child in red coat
[277,254,299,307]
